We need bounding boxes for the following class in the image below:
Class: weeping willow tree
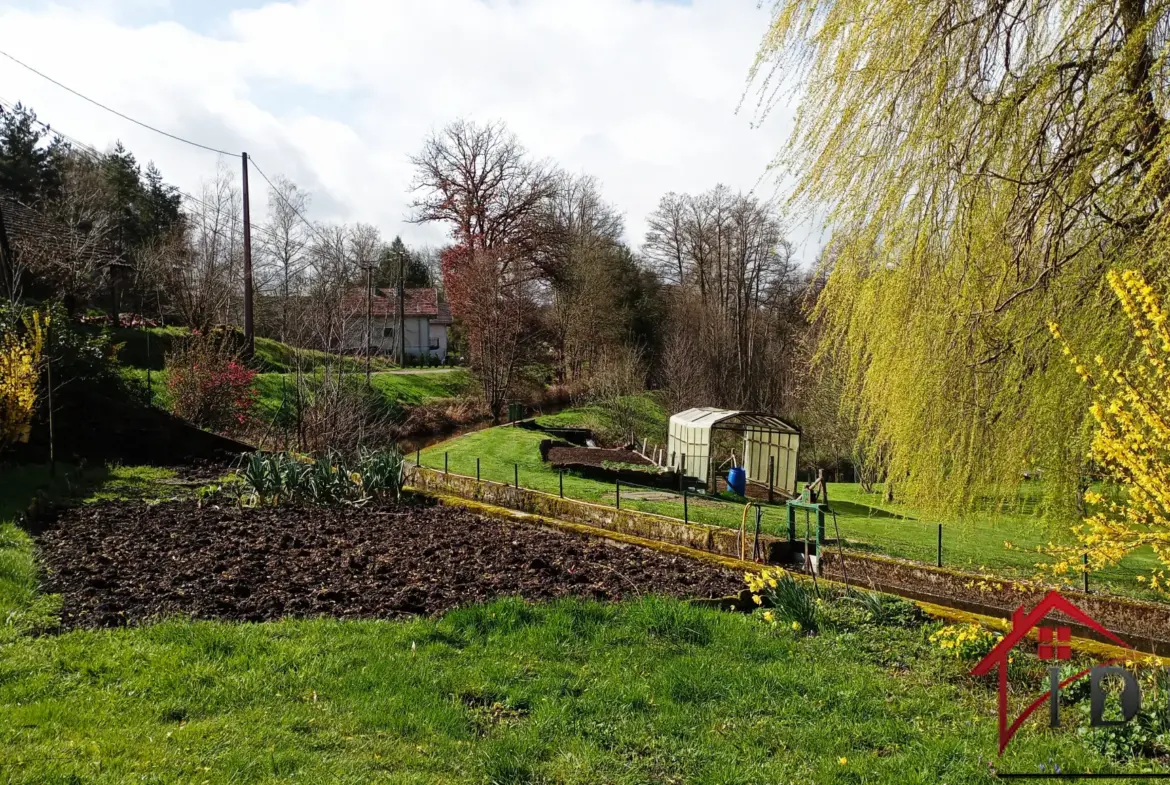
[750,0,1170,516]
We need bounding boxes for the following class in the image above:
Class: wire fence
[416,448,1157,601]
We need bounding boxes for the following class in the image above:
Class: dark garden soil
[546,446,652,468]
[38,499,741,629]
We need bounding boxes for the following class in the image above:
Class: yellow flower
[838,757,848,766]
[791,621,801,631]
[763,611,775,623]
[752,594,763,606]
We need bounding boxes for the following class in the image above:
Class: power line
[0,95,294,249]
[247,156,334,250]
[0,49,236,157]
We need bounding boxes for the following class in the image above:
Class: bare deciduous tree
[259,175,311,342]
[409,119,557,257]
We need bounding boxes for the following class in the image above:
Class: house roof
[432,300,453,326]
[0,193,127,271]
[340,287,441,319]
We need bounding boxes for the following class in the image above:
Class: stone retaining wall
[407,465,1170,653]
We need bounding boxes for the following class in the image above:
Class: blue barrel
[727,467,747,496]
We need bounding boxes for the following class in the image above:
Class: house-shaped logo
[969,590,1132,754]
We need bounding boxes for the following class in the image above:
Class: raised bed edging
[407,465,789,562]
[407,465,1170,654]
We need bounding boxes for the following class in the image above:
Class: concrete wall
[342,316,441,357]
[407,465,1170,655]
[428,321,448,361]
[406,465,788,562]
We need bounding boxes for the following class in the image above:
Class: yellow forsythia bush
[1050,270,1170,588]
[0,309,47,448]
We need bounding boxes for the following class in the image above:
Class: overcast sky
[0,0,823,264]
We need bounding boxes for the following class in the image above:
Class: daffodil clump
[0,309,47,449]
[929,623,1003,661]
[745,568,819,634]
[1049,270,1170,589]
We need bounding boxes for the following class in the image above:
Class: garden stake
[559,470,564,498]
[1083,552,1090,593]
[514,463,519,488]
[683,488,688,523]
[616,480,621,509]
[768,456,775,503]
[416,448,420,467]
[476,457,480,482]
[444,452,448,475]
[937,523,943,568]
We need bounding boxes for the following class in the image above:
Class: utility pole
[364,263,373,386]
[397,249,406,366]
[241,152,255,358]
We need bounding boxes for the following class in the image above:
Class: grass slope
[535,393,667,445]
[106,326,400,374]
[420,402,1156,599]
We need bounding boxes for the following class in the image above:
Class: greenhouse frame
[666,407,801,497]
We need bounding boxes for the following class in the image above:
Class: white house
[338,287,452,361]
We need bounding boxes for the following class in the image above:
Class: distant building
[338,287,451,361]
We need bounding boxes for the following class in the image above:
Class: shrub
[165,332,257,433]
[0,308,47,449]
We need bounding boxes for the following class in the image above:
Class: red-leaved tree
[442,242,531,422]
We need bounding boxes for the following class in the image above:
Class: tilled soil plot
[546,446,651,468]
[39,500,741,628]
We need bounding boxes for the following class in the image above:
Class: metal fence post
[444,452,448,475]
[514,463,519,489]
[416,448,421,467]
[476,457,480,482]
[683,488,688,523]
[768,456,775,504]
[1083,552,1090,593]
[937,523,942,568]
[616,480,621,510]
[559,469,564,498]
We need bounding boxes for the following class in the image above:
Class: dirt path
[39,499,741,628]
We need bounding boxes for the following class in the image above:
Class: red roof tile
[340,287,441,319]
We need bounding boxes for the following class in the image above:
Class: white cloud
[0,0,814,260]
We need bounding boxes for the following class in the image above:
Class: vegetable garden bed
[37,498,740,628]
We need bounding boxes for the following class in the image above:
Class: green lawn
[0,596,1116,783]
[419,414,1159,600]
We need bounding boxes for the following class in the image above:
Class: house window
[382,327,394,338]
[429,338,440,350]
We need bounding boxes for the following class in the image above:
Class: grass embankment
[420,397,1157,598]
[107,326,474,421]
[251,368,474,421]
[106,326,401,374]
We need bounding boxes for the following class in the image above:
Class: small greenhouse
[666,408,801,497]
